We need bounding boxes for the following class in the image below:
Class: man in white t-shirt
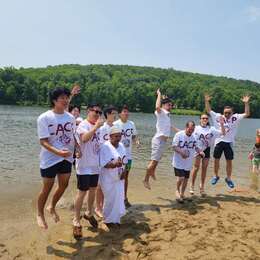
[95,106,118,218]
[99,126,128,229]
[205,94,250,188]
[72,103,104,240]
[172,121,204,203]
[143,89,173,190]
[114,105,139,208]
[36,87,78,230]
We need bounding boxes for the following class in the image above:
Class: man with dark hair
[172,121,204,203]
[69,105,83,126]
[95,105,118,218]
[114,105,139,208]
[205,94,250,188]
[37,87,78,229]
[72,103,104,239]
[143,89,173,190]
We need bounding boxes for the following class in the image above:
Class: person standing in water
[143,89,173,190]
[205,94,250,188]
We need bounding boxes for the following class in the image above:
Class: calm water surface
[0,105,259,188]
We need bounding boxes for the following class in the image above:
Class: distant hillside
[0,64,259,117]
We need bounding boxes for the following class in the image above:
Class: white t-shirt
[37,110,76,169]
[99,122,113,144]
[99,141,128,184]
[154,108,171,138]
[76,120,101,175]
[194,125,222,151]
[114,119,137,160]
[210,111,245,144]
[172,130,199,171]
[75,116,83,126]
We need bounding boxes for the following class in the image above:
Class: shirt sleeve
[37,115,50,139]
[132,122,137,136]
[211,127,222,138]
[76,123,88,136]
[236,113,246,121]
[99,145,113,167]
[172,133,180,147]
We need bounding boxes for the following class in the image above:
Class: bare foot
[37,215,48,229]
[143,180,151,190]
[47,206,60,223]
[100,222,110,232]
[95,208,104,219]
[176,191,184,203]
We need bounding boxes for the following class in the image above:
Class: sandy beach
[0,170,259,260]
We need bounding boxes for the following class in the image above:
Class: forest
[0,64,259,117]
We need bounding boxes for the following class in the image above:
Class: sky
[0,0,260,82]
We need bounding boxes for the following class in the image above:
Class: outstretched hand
[156,88,161,96]
[71,84,81,97]
[241,95,250,103]
[204,93,212,102]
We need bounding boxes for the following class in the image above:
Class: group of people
[36,85,253,239]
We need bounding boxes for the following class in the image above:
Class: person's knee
[59,181,69,190]
[193,164,200,173]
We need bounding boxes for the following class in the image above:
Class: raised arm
[241,95,250,117]
[155,88,162,113]
[66,84,81,111]
[80,118,104,143]
[204,94,212,114]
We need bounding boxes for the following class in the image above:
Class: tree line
[0,64,259,117]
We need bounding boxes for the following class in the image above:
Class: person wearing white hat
[99,125,128,228]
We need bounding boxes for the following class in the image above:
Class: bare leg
[47,173,70,222]
[95,185,104,218]
[214,159,220,177]
[73,190,87,227]
[124,170,130,200]
[176,177,184,199]
[180,178,189,198]
[190,157,201,193]
[252,164,257,174]
[143,160,158,189]
[37,177,55,229]
[200,158,209,192]
[85,187,97,217]
[226,160,232,180]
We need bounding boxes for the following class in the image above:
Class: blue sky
[1,0,260,82]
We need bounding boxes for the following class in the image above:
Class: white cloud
[246,5,260,22]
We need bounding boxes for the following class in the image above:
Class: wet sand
[0,170,260,260]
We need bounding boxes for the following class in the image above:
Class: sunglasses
[90,109,102,115]
[224,112,231,115]
[201,117,208,120]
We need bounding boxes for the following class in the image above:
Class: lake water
[0,105,259,191]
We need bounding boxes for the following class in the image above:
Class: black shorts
[40,160,72,178]
[77,174,99,191]
[174,168,190,179]
[203,147,211,159]
[213,142,234,160]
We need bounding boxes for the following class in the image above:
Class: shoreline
[0,172,259,260]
